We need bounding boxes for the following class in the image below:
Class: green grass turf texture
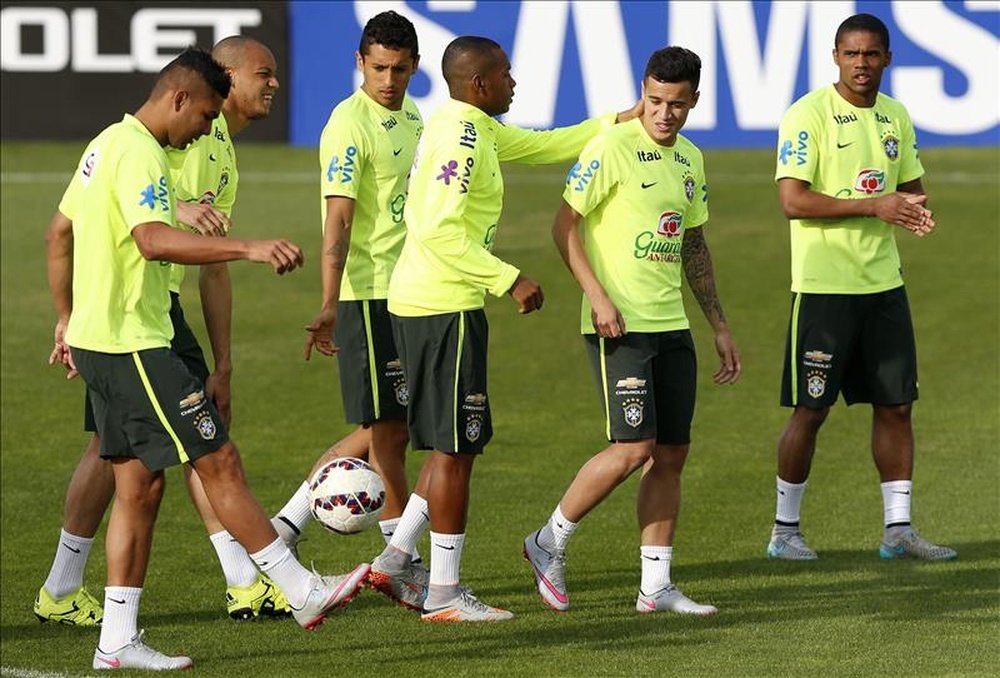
[1,143,997,676]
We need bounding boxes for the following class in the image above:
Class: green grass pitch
[1,142,997,676]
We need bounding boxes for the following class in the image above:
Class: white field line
[0,171,996,185]
[1,666,86,678]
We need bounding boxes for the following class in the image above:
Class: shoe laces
[457,589,493,614]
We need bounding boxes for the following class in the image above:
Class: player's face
[357,44,419,111]
[170,89,224,149]
[229,43,280,120]
[479,49,516,116]
[641,78,698,146]
[833,30,890,107]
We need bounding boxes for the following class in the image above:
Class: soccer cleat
[368,554,429,611]
[226,574,292,620]
[766,527,818,560]
[291,563,370,631]
[879,527,958,561]
[93,630,193,671]
[523,530,569,611]
[636,585,718,615]
[34,585,103,626]
[421,588,514,623]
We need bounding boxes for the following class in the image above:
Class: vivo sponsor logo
[0,6,261,72]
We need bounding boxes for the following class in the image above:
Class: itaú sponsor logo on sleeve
[0,6,261,72]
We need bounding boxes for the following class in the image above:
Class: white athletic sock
[387,494,429,558]
[250,537,312,609]
[44,529,94,599]
[881,480,913,527]
[775,476,807,525]
[425,532,465,608]
[379,517,422,563]
[209,531,259,587]
[639,545,673,593]
[538,505,577,552]
[99,586,142,652]
[272,481,311,545]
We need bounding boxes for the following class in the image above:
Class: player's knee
[193,442,246,484]
[116,472,165,512]
[616,439,656,472]
[794,405,830,430]
[875,403,912,426]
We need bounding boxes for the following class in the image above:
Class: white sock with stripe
[881,480,913,527]
[775,476,807,526]
[99,586,142,653]
[272,481,311,545]
[639,545,673,593]
[44,529,94,599]
[379,517,423,563]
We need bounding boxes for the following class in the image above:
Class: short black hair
[441,35,502,85]
[158,47,231,98]
[358,10,419,57]
[644,47,701,92]
[835,13,890,51]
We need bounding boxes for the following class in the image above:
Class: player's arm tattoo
[681,227,728,329]
[325,238,348,270]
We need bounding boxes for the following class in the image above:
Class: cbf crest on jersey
[882,133,900,160]
[682,171,696,202]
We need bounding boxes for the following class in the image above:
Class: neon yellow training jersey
[320,90,423,301]
[775,85,923,294]
[59,114,176,353]
[389,98,615,316]
[565,119,708,334]
[165,114,239,293]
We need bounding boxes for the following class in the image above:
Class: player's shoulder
[874,92,913,119]
[324,91,374,135]
[785,86,834,120]
[674,133,704,161]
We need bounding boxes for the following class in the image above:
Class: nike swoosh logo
[641,182,657,189]
[892,490,911,495]
[638,597,655,610]
[393,148,403,156]
[62,542,81,553]
[420,511,429,521]
[109,598,126,605]
[258,561,269,567]
[778,490,786,495]
[209,153,217,161]
[641,555,662,561]
[434,543,456,551]
[96,656,122,668]
[836,142,853,149]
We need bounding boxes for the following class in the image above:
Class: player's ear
[472,72,486,92]
[172,90,189,112]
[690,90,700,108]
[355,51,364,72]
[411,54,420,73]
[884,50,892,67]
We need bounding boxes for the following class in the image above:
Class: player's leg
[271,426,371,550]
[769,293,849,560]
[851,288,956,560]
[35,426,110,626]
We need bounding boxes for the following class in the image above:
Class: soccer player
[46,48,369,671]
[270,12,427,605]
[38,37,294,626]
[370,35,641,622]
[766,13,955,561]
[523,47,740,615]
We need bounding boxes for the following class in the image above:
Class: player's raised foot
[523,530,569,611]
[368,554,429,611]
[636,585,717,616]
[879,527,958,561]
[34,585,103,626]
[766,526,818,560]
[226,574,292,620]
[291,563,371,630]
[93,630,192,671]
[421,589,514,623]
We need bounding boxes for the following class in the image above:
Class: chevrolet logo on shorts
[615,377,647,389]
[179,390,205,409]
[465,393,487,405]
[803,350,833,362]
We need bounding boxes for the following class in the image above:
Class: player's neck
[132,105,169,146]
[222,107,248,137]
[834,81,878,108]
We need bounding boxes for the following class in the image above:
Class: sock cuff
[640,545,673,559]
[59,529,95,547]
[776,476,806,491]
[430,531,466,549]
[880,479,912,491]
[208,530,234,546]
[250,537,293,570]
[553,504,578,530]
[105,586,142,603]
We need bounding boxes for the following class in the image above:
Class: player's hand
[247,239,304,274]
[712,327,741,385]
[48,318,78,379]
[304,308,338,360]
[590,295,626,337]
[177,201,231,237]
[508,274,544,314]
[873,193,935,237]
[617,98,644,123]
[205,370,232,427]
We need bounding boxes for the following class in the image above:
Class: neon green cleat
[34,586,103,626]
[226,575,292,620]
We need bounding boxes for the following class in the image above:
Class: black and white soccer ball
[308,457,385,535]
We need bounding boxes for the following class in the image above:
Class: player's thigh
[335,300,407,424]
[780,292,859,408]
[844,286,918,405]
[651,330,697,446]
[584,332,658,442]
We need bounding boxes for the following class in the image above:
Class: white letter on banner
[506,1,635,127]
[0,7,69,72]
[668,1,715,130]
[72,8,131,72]
[891,1,999,134]
[132,9,261,72]
[353,1,457,117]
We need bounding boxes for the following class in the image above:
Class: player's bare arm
[199,262,233,425]
[778,177,934,236]
[176,200,231,237]
[304,196,355,360]
[680,225,741,385]
[44,210,77,378]
[615,97,644,124]
[552,201,625,337]
[131,221,304,273]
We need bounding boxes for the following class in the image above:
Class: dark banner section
[0,1,288,141]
